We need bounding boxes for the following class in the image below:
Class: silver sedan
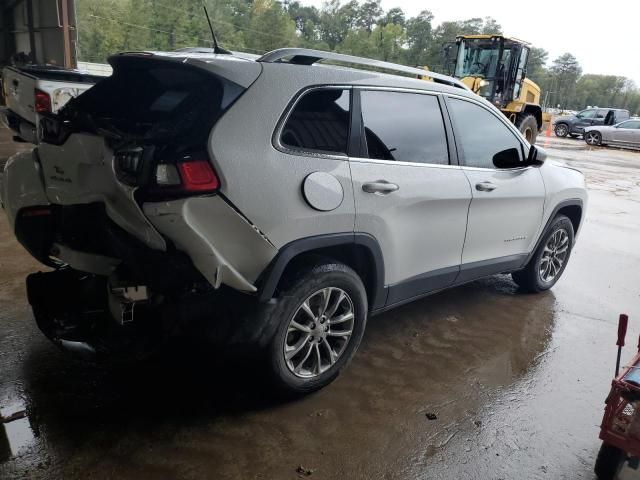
[584,119,640,148]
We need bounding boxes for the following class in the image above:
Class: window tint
[360,91,448,164]
[448,98,523,169]
[281,89,350,155]
[596,109,608,119]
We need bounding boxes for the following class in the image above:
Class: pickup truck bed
[1,65,105,143]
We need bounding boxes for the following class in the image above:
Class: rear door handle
[362,180,399,195]
[475,181,496,192]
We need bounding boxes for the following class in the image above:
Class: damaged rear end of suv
[1,51,277,361]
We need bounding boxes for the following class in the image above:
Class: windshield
[454,39,501,79]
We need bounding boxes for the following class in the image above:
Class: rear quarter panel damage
[1,150,50,230]
[144,196,278,292]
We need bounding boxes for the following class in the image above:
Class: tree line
[77,0,640,114]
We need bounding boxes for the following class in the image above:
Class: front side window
[447,97,524,169]
[281,89,350,155]
[360,90,449,165]
[578,109,597,119]
[618,120,640,129]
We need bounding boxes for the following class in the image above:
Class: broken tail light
[34,89,52,113]
[177,160,219,192]
[148,155,220,198]
[153,158,219,193]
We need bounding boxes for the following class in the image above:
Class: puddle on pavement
[0,401,36,462]
[1,418,35,460]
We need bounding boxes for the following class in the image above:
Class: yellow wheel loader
[443,35,548,144]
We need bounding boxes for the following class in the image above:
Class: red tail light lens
[177,160,219,192]
[34,89,52,113]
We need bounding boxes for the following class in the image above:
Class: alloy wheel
[585,131,601,145]
[539,228,570,283]
[555,124,568,137]
[284,287,355,378]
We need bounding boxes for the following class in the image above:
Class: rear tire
[516,114,538,144]
[264,261,367,395]
[594,443,626,480]
[512,215,574,292]
[554,123,569,137]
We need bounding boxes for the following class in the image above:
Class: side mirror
[492,147,522,168]
[526,145,547,166]
[492,146,546,169]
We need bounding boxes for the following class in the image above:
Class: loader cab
[453,35,529,109]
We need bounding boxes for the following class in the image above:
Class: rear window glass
[280,89,350,155]
[66,59,244,140]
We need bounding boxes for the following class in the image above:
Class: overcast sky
[304,0,640,85]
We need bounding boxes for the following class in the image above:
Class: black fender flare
[256,232,386,311]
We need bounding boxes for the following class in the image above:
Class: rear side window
[281,89,350,155]
[618,111,630,121]
[448,98,523,169]
[360,90,449,164]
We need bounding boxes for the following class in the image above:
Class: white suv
[1,48,587,394]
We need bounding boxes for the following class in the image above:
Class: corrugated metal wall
[1,0,77,68]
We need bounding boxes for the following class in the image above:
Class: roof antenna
[202,3,231,54]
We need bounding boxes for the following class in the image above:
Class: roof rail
[257,48,469,91]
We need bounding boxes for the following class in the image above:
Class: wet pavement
[1,126,639,479]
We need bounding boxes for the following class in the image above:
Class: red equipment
[595,314,640,479]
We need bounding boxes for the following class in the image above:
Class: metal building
[1,0,77,69]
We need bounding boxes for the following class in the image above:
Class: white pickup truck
[1,65,104,143]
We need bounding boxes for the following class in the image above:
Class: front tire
[554,123,569,137]
[265,261,367,395]
[585,130,602,146]
[512,215,575,292]
[516,114,538,144]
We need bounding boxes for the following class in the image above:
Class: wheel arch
[524,199,584,266]
[557,203,583,235]
[256,233,386,311]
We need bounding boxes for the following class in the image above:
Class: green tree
[318,0,358,49]
[374,22,405,62]
[549,53,582,109]
[405,10,433,67]
[481,17,501,34]
[246,0,297,52]
[77,0,129,62]
[527,47,548,84]
[74,0,640,117]
[356,0,382,32]
[383,7,405,28]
